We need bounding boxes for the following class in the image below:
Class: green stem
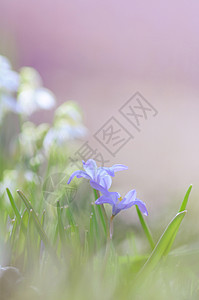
[136,205,155,250]
[93,189,109,239]
[109,215,114,240]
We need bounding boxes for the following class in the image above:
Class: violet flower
[90,181,148,217]
[67,159,128,189]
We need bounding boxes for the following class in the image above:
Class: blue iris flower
[67,159,128,189]
[90,181,148,217]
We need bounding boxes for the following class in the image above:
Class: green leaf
[6,188,21,223]
[17,190,60,268]
[162,185,192,257]
[27,209,37,269]
[179,184,192,212]
[136,205,155,250]
[138,210,186,278]
[89,212,95,252]
[94,189,108,237]
[13,209,29,265]
[57,200,66,247]
[65,205,76,227]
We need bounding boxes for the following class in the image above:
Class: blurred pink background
[1,1,199,219]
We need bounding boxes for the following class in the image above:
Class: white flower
[18,87,56,115]
[18,67,56,116]
[43,123,87,151]
[0,55,20,93]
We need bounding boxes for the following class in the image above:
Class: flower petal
[98,175,112,190]
[121,189,136,204]
[67,170,91,184]
[100,164,128,177]
[111,164,128,173]
[89,181,109,196]
[116,190,137,211]
[95,195,115,206]
[82,159,97,180]
[35,88,56,110]
[132,199,148,216]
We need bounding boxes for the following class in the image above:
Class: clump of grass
[0,182,193,300]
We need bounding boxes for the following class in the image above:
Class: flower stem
[109,215,114,239]
[93,189,109,239]
[135,205,155,250]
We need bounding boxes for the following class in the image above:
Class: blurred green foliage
[0,55,198,300]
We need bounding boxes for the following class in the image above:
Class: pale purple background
[1,1,199,220]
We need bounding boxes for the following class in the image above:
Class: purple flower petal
[100,164,128,177]
[121,189,137,204]
[116,190,136,211]
[89,181,109,196]
[95,195,115,206]
[111,164,128,173]
[82,159,97,180]
[132,199,148,216]
[67,170,91,184]
[98,175,112,190]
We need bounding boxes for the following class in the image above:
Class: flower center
[119,196,123,202]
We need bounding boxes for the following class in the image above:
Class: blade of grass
[89,213,95,253]
[138,210,186,278]
[65,205,76,227]
[27,209,37,270]
[6,188,21,223]
[38,210,46,261]
[57,200,67,248]
[96,205,107,237]
[91,203,100,250]
[94,189,108,237]
[83,230,89,262]
[12,209,29,267]
[163,184,192,256]
[136,205,155,250]
[17,190,60,268]
[179,184,192,212]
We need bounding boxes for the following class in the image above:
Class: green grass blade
[27,209,37,269]
[163,184,192,256]
[89,213,95,253]
[57,200,66,247]
[138,210,186,277]
[13,209,29,266]
[136,205,155,250]
[9,218,18,250]
[53,223,59,246]
[179,184,192,212]
[17,190,50,247]
[6,188,21,223]
[65,205,76,227]
[41,210,45,228]
[94,189,108,237]
[17,190,60,267]
[96,205,107,236]
[91,203,100,249]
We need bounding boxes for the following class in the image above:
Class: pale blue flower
[67,159,128,189]
[90,181,148,216]
[0,55,21,122]
[0,55,20,93]
[18,88,56,116]
[43,124,87,150]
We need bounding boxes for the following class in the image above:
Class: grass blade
[17,190,60,267]
[94,189,108,237]
[138,210,186,277]
[6,188,21,223]
[163,184,192,256]
[179,184,192,212]
[136,205,155,250]
[57,200,66,247]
